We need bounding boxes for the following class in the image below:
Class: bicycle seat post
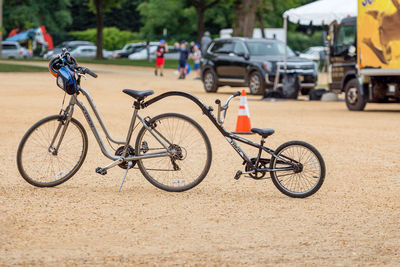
[123,101,140,156]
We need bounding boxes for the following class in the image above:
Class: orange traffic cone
[235,89,252,134]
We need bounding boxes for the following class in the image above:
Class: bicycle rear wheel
[269,140,325,198]
[17,115,88,187]
[135,113,212,192]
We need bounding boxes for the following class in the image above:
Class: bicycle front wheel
[269,140,325,198]
[135,113,212,192]
[17,115,88,187]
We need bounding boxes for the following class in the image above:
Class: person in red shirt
[155,40,168,76]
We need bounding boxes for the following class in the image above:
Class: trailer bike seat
[251,128,275,138]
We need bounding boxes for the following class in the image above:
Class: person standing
[201,31,212,54]
[191,44,202,79]
[155,40,168,76]
[178,41,189,79]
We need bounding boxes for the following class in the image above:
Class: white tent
[283,0,357,26]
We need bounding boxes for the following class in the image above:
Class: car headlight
[313,62,318,73]
[262,62,272,73]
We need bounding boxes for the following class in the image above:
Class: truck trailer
[329,0,400,110]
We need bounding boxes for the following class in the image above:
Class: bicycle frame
[144,91,297,173]
[56,86,172,169]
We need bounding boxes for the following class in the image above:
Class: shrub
[70,27,134,50]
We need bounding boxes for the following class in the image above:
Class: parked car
[113,42,147,58]
[128,45,158,60]
[299,46,327,61]
[1,41,32,58]
[200,37,318,95]
[70,45,113,59]
[43,41,95,59]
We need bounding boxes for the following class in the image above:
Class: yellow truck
[329,0,400,110]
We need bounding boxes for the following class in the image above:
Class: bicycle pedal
[95,167,107,175]
[234,170,242,180]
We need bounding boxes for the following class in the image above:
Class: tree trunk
[95,0,103,59]
[233,0,259,37]
[256,12,265,38]
[196,7,204,44]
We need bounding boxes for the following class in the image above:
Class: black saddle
[251,128,275,138]
[123,89,154,100]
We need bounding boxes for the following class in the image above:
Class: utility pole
[0,0,3,58]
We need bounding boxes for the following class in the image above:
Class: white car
[70,45,113,59]
[1,41,32,58]
[128,45,158,60]
[299,46,327,61]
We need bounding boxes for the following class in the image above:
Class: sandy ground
[0,63,399,266]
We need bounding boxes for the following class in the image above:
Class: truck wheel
[345,79,367,111]
[202,69,218,93]
[248,71,264,95]
[301,88,311,95]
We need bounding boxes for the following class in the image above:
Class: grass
[1,57,194,69]
[0,62,48,72]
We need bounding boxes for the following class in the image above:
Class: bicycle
[17,49,325,198]
[17,49,212,192]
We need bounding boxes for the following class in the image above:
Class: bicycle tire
[135,113,212,192]
[17,115,88,187]
[269,140,325,198]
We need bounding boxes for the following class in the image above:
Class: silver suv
[1,41,31,58]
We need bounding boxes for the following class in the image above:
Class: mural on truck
[358,0,400,68]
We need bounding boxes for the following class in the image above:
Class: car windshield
[247,42,295,57]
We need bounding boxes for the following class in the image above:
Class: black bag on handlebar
[56,65,78,95]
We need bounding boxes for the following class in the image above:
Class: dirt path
[0,66,399,266]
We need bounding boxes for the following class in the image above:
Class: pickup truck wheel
[301,88,311,95]
[345,79,367,111]
[248,71,264,95]
[202,69,218,93]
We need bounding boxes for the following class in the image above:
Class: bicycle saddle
[251,128,275,138]
[122,89,154,100]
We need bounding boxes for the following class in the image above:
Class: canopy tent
[283,0,357,26]
[6,26,54,50]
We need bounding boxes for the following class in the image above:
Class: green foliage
[3,0,72,33]
[287,31,323,52]
[137,0,197,40]
[70,27,134,50]
[88,0,125,14]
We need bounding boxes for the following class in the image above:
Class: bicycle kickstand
[119,161,133,192]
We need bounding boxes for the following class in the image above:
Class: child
[155,40,168,76]
[191,44,202,79]
[178,41,189,79]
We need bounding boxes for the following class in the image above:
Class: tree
[89,0,124,59]
[137,0,196,41]
[187,0,218,43]
[232,0,260,37]
[3,0,72,33]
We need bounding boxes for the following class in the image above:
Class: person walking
[178,41,189,79]
[191,44,202,79]
[201,31,212,54]
[154,40,168,76]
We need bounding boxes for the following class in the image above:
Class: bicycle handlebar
[57,48,98,78]
[215,91,241,125]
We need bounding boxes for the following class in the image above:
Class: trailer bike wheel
[135,113,212,192]
[17,115,88,187]
[269,140,325,198]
